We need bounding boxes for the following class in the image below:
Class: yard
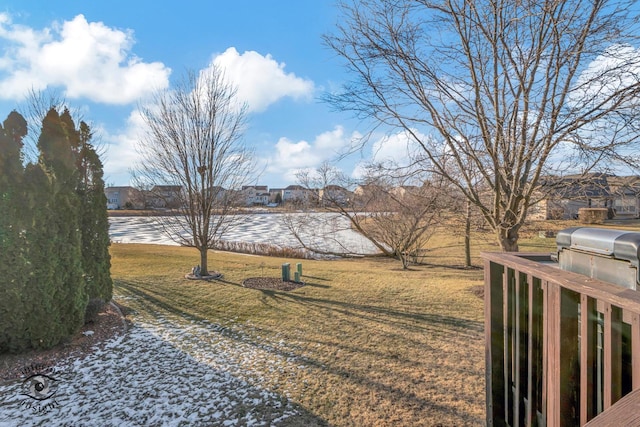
[111,243,487,426]
[3,219,638,426]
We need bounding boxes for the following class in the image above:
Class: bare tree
[326,0,640,251]
[288,162,444,268]
[136,66,256,276]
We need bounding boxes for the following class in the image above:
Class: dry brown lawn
[109,218,640,426]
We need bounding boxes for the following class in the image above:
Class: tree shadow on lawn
[117,278,481,353]
[113,280,327,426]
[258,289,483,339]
[1,309,326,426]
[254,293,485,424]
[245,291,485,425]
[296,281,331,289]
[254,292,480,375]
[115,279,484,426]
[298,275,331,282]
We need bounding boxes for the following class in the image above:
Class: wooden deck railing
[483,252,640,426]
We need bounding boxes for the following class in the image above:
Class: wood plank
[486,260,506,426]
[580,295,596,425]
[542,280,549,421]
[504,267,512,425]
[633,312,640,391]
[481,252,640,315]
[560,289,580,426]
[514,272,521,427]
[603,303,622,409]
[481,252,640,426]
[484,259,494,426]
[545,281,561,426]
[526,275,542,427]
[526,274,534,427]
[584,387,640,426]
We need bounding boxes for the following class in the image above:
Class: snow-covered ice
[108,213,380,255]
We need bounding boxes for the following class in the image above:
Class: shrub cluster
[214,240,313,259]
[0,109,112,353]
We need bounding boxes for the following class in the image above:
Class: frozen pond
[109,213,380,256]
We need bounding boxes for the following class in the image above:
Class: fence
[483,251,640,426]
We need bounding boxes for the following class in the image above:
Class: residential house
[207,185,227,202]
[104,186,143,210]
[353,183,388,209]
[608,175,640,218]
[149,185,184,208]
[529,174,617,220]
[390,185,420,199]
[268,188,284,205]
[241,185,270,206]
[282,185,312,205]
[318,185,352,207]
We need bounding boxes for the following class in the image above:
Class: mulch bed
[242,277,305,291]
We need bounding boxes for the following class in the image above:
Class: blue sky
[0,1,409,187]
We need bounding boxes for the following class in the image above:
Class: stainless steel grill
[556,226,640,290]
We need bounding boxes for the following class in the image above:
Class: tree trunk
[401,252,410,270]
[199,246,209,276]
[498,228,520,252]
[464,199,472,267]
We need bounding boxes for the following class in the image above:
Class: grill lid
[556,227,639,257]
[556,227,640,288]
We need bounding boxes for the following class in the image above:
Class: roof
[105,186,135,191]
[152,185,183,191]
[540,174,640,199]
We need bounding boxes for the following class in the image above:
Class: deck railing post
[486,260,507,426]
[560,289,580,426]
[603,303,622,409]
[632,313,640,390]
[544,281,561,426]
[526,274,542,427]
[504,267,513,426]
[580,295,597,424]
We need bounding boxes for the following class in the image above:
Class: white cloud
[101,110,146,185]
[0,13,171,104]
[371,132,417,163]
[351,130,423,179]
[265,126,360,183]
[213,47,314,113]
[572,44,640,107]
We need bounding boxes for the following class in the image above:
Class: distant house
[353,183,383,197]
[282,185,312,204]
[104,186,143,210]
[390,185,420,199]
[241,185,270,206]
[608,175,640,218]
[353,183,387,208]
[528,174,640,220]
[206,186,227,202]
[318,185,351,206]
[268,188,284,205]
[150,185,183,208]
